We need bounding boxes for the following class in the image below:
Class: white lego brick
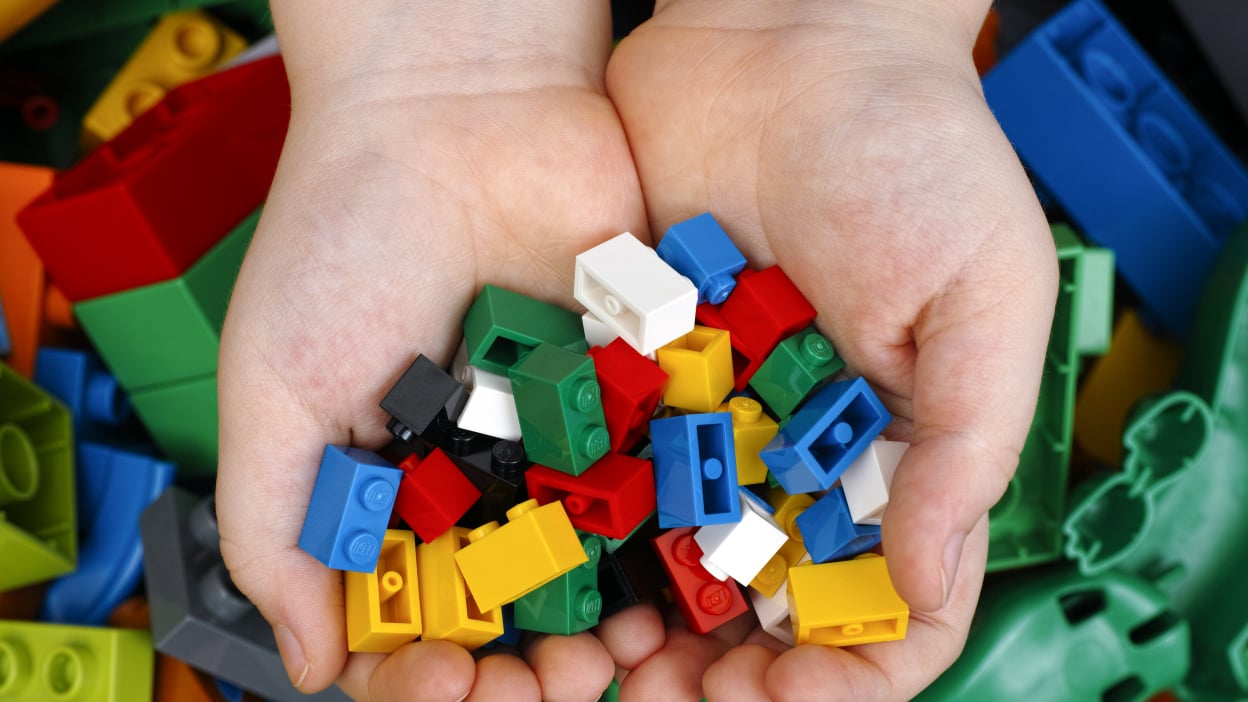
[840,439,908,525]
[451,342,522,441]
[574,232,697,356]
[582,311,620,349]
[695,490,788,585]
[749,552,809,647]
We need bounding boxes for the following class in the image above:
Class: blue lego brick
[34,347,140,442]
[650,413,741,528]
[216,678,246,702]
[795,486,882,563]
[759,377,891,494]
[982,0,1248,337]
[297,445,401,572]
[0,298,9,356]
[656,212,748,305]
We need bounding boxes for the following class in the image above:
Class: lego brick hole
[809,394,882,476]
[696,424,733,517]
[482,337,534,371]
[1058,588,1107,626]
[0,423,39,506]
[808,616,901,646]
[579,277,641,343]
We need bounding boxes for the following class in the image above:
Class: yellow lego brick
[656,326,734,413]
[416,526,503,650]
[0,0,57,43]
[749,537,808,598]
[454,499,589,612]
[786,554,908,647]
[717,397,778,485]
[345,530,422,653]
[81,10,247,148]
[766,487,814,543]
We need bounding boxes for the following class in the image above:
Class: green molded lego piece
[74,208,259,393]
[0,620,154,701]
[514,532,604,635]
[508,343,609,476]
[748,327,844,418]
[0,362,76,590]
[463,285,587,376]
[4,0,273,51]
[986,224,1113,572]
[919,566,1189,702]
[129,375,218,477]
[1064,221,1248,700]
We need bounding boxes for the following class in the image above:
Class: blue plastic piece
[651,413,741,528]
[215,678,246,702]
[795,487,882,563]
[297,445,401,573]
[34,347,138,442]
[655,212,748,305]
[982,0,1248,337]
[0,298,9,356]
[759,377,891,494]
[41,442,175,624]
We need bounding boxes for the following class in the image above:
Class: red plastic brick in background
[525,452,657,540]
[652,527,748,635]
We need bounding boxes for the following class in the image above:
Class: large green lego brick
[0,362,76,590]
[463,284,588,376]
[748,327,844,419]
[0,620,154,701]
[74,207,259,392]
[129,374,217,477]
[508,343,609,476]
[514,532,604,635]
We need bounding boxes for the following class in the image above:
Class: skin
[216,0,1057,700]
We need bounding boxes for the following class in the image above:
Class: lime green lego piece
[509,344,609,476]
[0,620,154,701]
[0,362,76,591]
[514,533,604,635]
[130,375,218,477]
[748,327,844,418]
[463,285,587,376]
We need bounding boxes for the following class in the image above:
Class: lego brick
[4,0,273,50]
[0,163,62,378]
[766,487,815,544]
[982,0,1248,336]
[750,570,800,646]
[694,489,788,585]
[655,212,747,305]
[651,527,749,635]
[393,448,480,543]
[0,620,153,701]
[73,207,259,392]
[514,532,605,635]
[524,452,656,539]
[602,513,659,555]
[597,526,667,619]
[379,354,467,443]
[715,266,817,389]
[0,0,57,44]
[33,348,139,443]
[140,487,351,701]
[574,232,698,355]
[298,445,401,573]
[796,487,881,563]
[650,412,740,528]
[462,284,587,376]
[345,530,422,653]
[749,534,808,599]
[588,337,667,453]
[581,310,619,349]
[41,442,174,625]
[17,56,288,302]
[416,526,504,651]
[450,350,521,442]
[786,555,908,646]
[425,419,529,526]
[1172,0,1248,127]
[656,326,734,413]
[715,396,778,485]
[508,343,609,476]
[0,361,75,591]
[454,499,589,612]
[82,10,247,148]
[748,328,844,418]
[128,374,218,477]
[839,439,907,526]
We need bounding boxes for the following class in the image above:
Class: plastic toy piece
[839,439,907,526]
[715,266,817,389]
[656,326,734,413]
[0,620,153,702]
[345,530,422,653]
[508,343,609,476]
[298,445,401,573]
[451,345,521,441]
[574,232,698,355]
[795,487,881,563]
[655,212,747,305]
[427,417,529,525]
[749,535,808,599]
[454,499,589,612]
[0,162,62,378]
[759,377,891,495]
[0,0,58,43]
[33,348,137,443]
[982,0,1248,336]
[597,524,668,619]
[393,448,481,544]
[416,526,504,651]
[715,396,778,485]
[380,354,467,443]
[651,527,749,635]
[82,10,247,148]
[16,56,289,302]
[581,311,619,349]
[650,412,741,528]
[127,374,218,477]
[750,554,810,647]
[514,532,605,635]
[525,452,656,540]
[694,489,788,585]
[748,328,844,418]
[462,284,588,376]
[786,555,908,647]
[588,338,668,453]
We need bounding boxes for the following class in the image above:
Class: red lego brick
[651,527,748,635]
[17,56,290,302]
[525,452,656,539]
[707,267,816,389]
[394,448,482,543]
[588,338,668,453]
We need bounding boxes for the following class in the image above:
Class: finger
[618,615,749,702]
[524,633,615,702]
[340,640,475,702]
[594,604,666,670]
[702,645,779,702]
[465,653,541,702]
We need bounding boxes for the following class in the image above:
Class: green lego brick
[129,375,217,477]
[74,207,259,392]
[748,327,844,418]
[4,0,272,50]
[463,285,587,376]
[0,620,154,701]
[602,514,655,555]
[508,343,609,476]
[599,679,620,702]
[1074,247,1115,356]
[514,533,604,635]
[0,362,76,590]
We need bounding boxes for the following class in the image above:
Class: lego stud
[468,521,501,544]
[124,81,167,119]
[358,478,397,513]
[1079,49,1134,110]
[491,440,527,481]
[603,294,623,317]
[581,534,603,564]
[346,532,382,567]
[696,582,736,615]
[753,554,786,592]
[728,397,763,424]
[564,494,592,516]
[577,426,610,461]
[379,571,404,604]
[705,275,735,306]
[0,638,31,695]
[86,371,131,426]
[572,379,602,413]
[702,457,724,481]
[0,423,38,506]
[199,562,254,622]
[824,421,854,448]
[172,16,226,69]
[801,334,836,366]
[671,532,702,568]
[42,644,95,698]
[841,623,865,637]
[573,588,604,624]
[447,428,478,457]
[505,499,540,522]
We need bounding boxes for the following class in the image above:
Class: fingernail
[274,624,309,689]
[940,532,966,608]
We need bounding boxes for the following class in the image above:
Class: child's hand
[603,0,1058,698]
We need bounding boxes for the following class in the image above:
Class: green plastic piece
[129,375,218,477]
[4,0,273,50]
[0,620,154,701]
[986,224,1113,572]
[74,208,259,393]
[463,285,587,376]
[748,327,843,418]
[598,679,620,702]
[602,513,655,555]
[919,566,1189,701]
[508,343,608,476]
[0,362,76,590]
[514,533,604,635]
